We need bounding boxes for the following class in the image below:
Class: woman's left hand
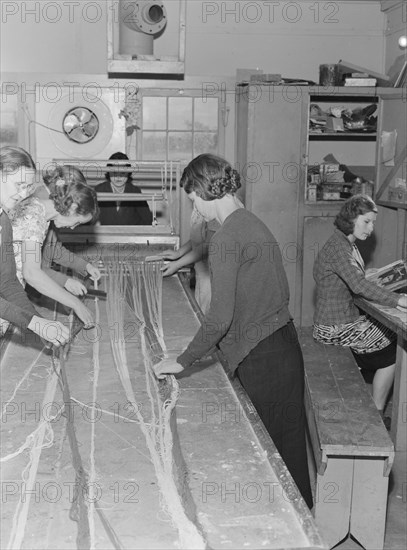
[86,263,101,281]
[65,278,87,296]
[153,353,184,379]
[396,294,407,310]
[161,261,179,277]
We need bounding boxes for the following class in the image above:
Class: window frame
[134,89,226,161]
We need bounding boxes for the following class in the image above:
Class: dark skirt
[236,321,313,509]
[351,340,397,370]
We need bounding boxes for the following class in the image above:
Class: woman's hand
[157,249,180,261]
[72,300,95,328]
[397,294,407,310]
[153,352,184,379]
[86,263,101,281]
[161,261,180,277]
[28,316,70,347]
[65,278,87,296]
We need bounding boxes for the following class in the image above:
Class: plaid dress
[313,229,398,354]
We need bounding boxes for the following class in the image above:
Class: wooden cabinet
[236,85,305,320]
[305,94,378,203]
[236,85,406,326]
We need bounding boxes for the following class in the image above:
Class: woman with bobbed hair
[334,193,377,235]
[0,146,69,346]
[154,154,313,509]
[313,194,407,424]
[8,164,101,328]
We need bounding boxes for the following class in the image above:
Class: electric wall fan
[62,107,100,144]
[35,88,126,162]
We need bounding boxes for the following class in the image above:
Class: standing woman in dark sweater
[0,146,69,347]
[154,154,313,508]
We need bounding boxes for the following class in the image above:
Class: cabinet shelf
[305,200,346,206]
[307,94,378,203]
[376,200,407,211]
[310,94,379,103]
[309,133,377,141]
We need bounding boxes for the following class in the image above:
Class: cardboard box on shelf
[344,78,377,87]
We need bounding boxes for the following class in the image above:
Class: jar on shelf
[352,178,374,198]
[308,184,317,202]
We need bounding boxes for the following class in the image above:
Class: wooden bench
[299,328,395,550]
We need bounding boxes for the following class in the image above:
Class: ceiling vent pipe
[119,0,167,57]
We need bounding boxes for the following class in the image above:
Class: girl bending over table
[8,165,101,328]
[0,146,69,346]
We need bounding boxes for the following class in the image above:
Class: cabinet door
[243,88,306,319]
[374,95,407,264]
[301,216,335,326]
[377,96,406,198]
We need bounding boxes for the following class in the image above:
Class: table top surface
[0,274,327,550]
[354,297,406,339]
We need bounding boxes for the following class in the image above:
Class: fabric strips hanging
[105,260,207,549]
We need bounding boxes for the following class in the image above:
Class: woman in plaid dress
[313,195,407,421]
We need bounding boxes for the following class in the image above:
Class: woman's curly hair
[334,194,377,235]
[180,154,241,200]
[43,165,99,223]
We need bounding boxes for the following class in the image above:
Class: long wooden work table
[0,266,327,550]
[355,297,407,451]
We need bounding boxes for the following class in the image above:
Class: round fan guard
[62,106,100,144]
[47,92,115,158]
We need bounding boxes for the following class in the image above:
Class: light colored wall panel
[1,1,386,79]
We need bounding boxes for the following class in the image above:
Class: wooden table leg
[391,336,407,451]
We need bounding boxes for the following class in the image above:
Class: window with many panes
[139,94,221,161]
